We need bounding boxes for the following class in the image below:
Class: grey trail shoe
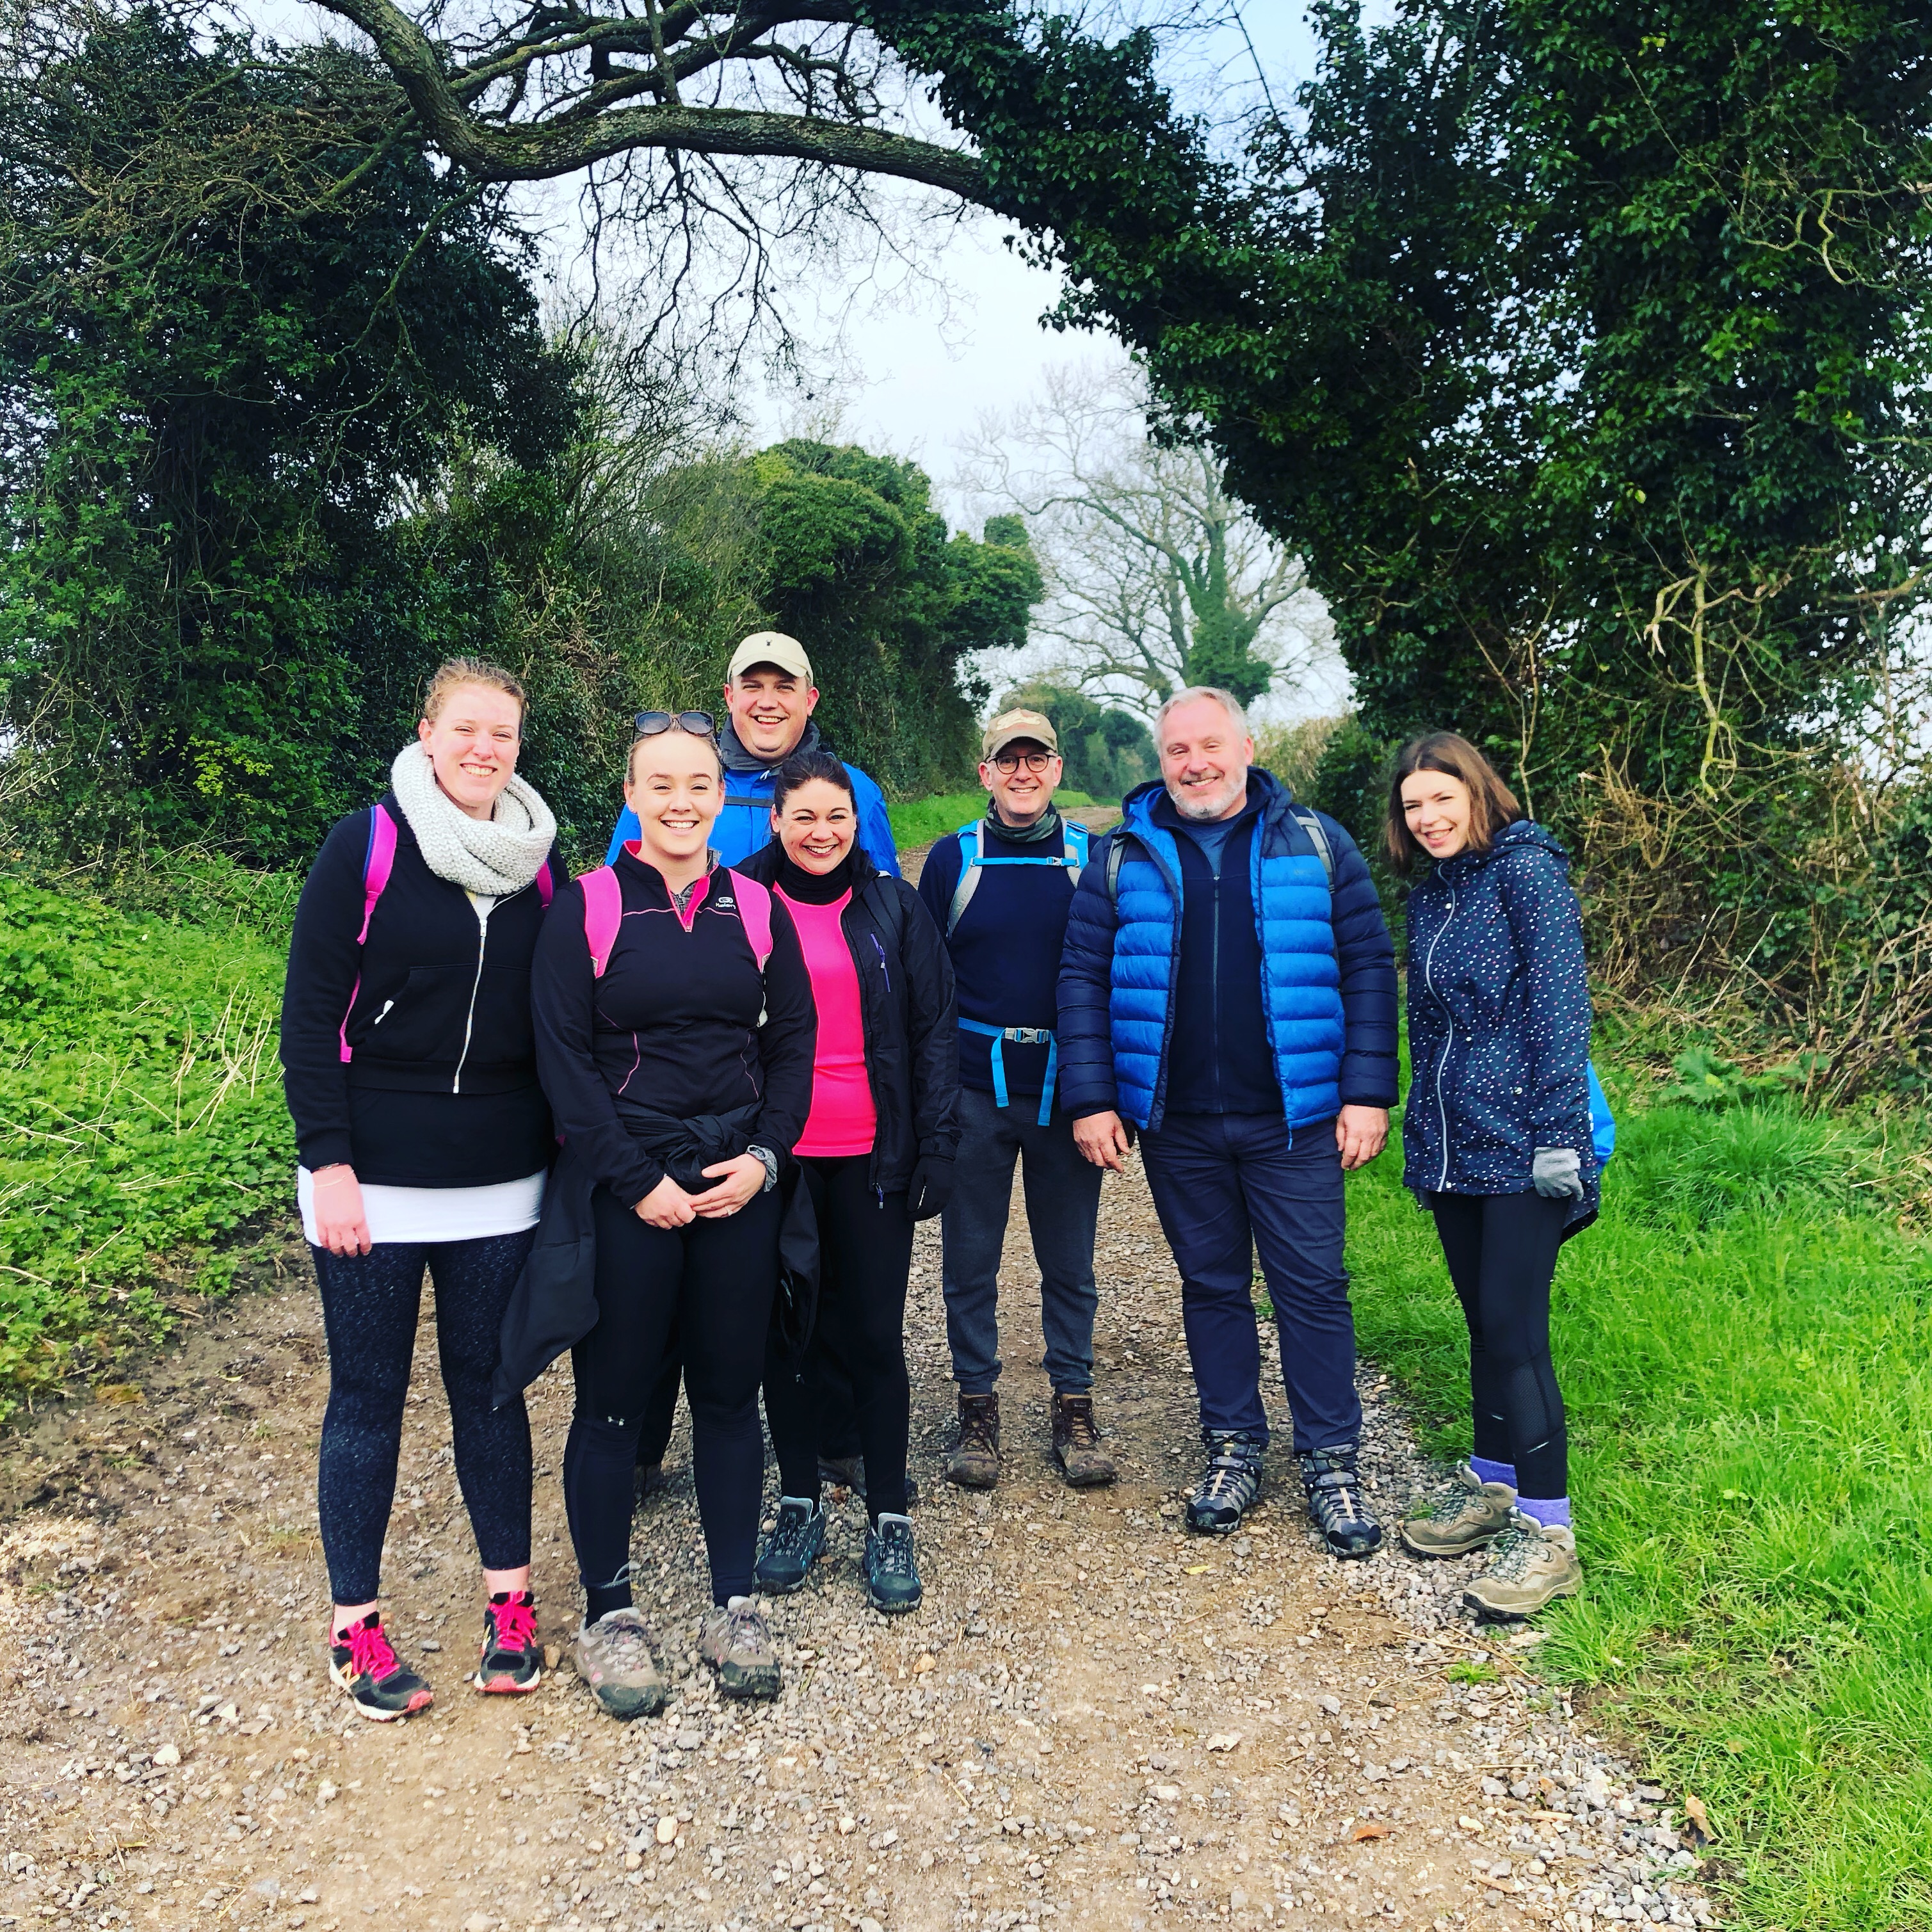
[862,1513,924,1614]
[573,1607,668,1720]
[1464,1512,1582,1618]
[943,1392,1001,1490]
[1298,1445,1383,1559]
[1052,1392,1117,1488]
[698,1597,781,1700]
[1400,1462,1517,1558]
[753,1496,826,1595]
[1187,1430,1264,1533]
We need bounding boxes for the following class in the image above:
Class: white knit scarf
[389,741,556,897]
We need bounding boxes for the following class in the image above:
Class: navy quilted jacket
[1056,770,1399,1131]
[1402,820,1598,1220]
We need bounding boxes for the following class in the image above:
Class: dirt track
[0,825,1718,1932]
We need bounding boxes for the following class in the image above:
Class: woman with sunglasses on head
[280,657,559,1721]
[739,748,960,1614]
[504,708,817,1714]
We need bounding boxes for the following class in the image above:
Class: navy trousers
[1138,1111,1360,1454]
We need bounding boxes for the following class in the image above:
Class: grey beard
[1169,783,1245,822]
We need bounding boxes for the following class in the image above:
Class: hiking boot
[753,1496,826,1595]
[698,1597,781,1700]
[1186,1430,1264,1533]
[819,1453,919,1504]
[1400,1462,1517,1558]
[863,1513,923,1614]
[1051,1392,1116,1488]
[944,1392,1001,1490]
[1299,1445,1383,1560]
[574,1607,668,1720]
[328,1613,433,1722]
[472,1591,543,1695]
[1464,1513,1582,1619]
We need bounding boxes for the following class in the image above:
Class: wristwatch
[747,1145,778,1193]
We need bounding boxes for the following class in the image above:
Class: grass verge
[1346,1082,1932,1929]
[0,873,292,1408]
[887,789,1095,851]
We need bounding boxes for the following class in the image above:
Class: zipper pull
[371,999,395,1026]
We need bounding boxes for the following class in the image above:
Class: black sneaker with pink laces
[472,1591,542,1695]
[328,1613,434,1721]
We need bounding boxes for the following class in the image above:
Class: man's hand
[1072,1110,1132,1172]
[689,1154,768,1218]
[636,1174,698,1228]
[310,1164,372,1257]
[1335,1105,1390,1171]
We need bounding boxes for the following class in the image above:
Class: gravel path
[0,827,1717,1932]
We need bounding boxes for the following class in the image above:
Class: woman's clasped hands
[634,1153,768,1227]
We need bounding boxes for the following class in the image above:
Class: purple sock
[1517,1495,1572,1529]
[1469,1456,1517,1490]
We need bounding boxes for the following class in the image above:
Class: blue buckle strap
[959,1020,1058,1126]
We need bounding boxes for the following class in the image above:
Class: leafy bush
[0,875,291,1403]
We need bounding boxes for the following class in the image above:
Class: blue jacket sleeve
[1323,814,1400,1107]
[1054,829,1124,1118]
[915,833,963,938]
[604,804,640,867]
[847,766,901,877]
[1495,848,1593,1149]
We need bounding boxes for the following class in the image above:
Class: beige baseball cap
[982,707,1059,761]
[727,631,814,684]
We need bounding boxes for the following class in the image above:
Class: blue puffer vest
[1058,771,1398,1133]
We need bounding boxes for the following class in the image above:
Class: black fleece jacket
[529,847,817,1209]
[280,796,559,1186]
[735,841,960,1193]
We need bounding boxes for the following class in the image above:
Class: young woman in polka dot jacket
[1389,732,1597,1618]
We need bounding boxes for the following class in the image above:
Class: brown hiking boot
[944,1392,1001,1489]
[1052,1392,1116,1488]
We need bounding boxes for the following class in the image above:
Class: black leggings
[764,1155,915,1519]
[311,1231,535,1606]
[564,1184,780,1607]
[1428,1190,1570,1501]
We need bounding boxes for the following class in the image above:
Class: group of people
[280,630,1598,1727]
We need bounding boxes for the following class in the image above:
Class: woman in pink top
[737,749,959,1613]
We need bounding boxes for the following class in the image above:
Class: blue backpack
[946,817,1090,1125]
[1588,1063,1616,1165]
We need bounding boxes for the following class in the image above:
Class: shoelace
[492,1597,538,1654]
[1487,1520,1545,1581]
[1311,1470,1368,1526]
[960,1406,997,1451]
[871,1524,915,1577]
[1059,1401,1100,1448]
[597,1614,654,1663]
[344,1619,401,1682]
[769,1505,818,1558]
[1426,1478,1482,1522]
[1200,1440,1259,1502]
[721,1606,770,1656]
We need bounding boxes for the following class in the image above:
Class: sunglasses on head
[634,710,716,739]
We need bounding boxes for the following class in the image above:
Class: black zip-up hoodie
[280,795,559,1186]
[529,844,818,1209]
[734,841,960,1193]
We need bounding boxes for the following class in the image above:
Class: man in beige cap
[602,631,901,875]
[914,705,1115,1491]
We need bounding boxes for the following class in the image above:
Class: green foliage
[748,442,1042,799]
[0,875,291,1404]
[1443,1661,1498,1687]
[999,681,1155,805]
[1347,1083,1932,1928]
[886,789,1095,854]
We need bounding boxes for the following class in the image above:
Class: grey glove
[1532,1147,1584,1201]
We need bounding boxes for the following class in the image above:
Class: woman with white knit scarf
[280,658,560,1722]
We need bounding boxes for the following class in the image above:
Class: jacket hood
[719,715,825,777]
[1430,817,1568,883]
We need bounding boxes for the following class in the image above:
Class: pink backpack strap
[731,869,774,970]
[340,803,399,1063]
[536,859,554,910]
[579,865,623,978]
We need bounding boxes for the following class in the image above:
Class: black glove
[906,1155,954,1221]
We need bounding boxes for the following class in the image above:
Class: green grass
[1347,1089,1932,1929]
[886,789,1097,851]
[0,873,293,1402]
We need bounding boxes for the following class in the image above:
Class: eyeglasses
[990,750,1054,774]
[634,710,716,739]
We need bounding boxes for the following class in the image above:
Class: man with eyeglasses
[609,634,899,1503]
[915,708,1114,1492]
[603,632,901,876]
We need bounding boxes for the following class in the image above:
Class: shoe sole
[944,1463,999,1489]
[711,1663,780,1700]
[1054,1454,1117,1489]
[586,1680,670,1719]
[1324,1529,1383,1561]
[330,1660,433,1721]
[1399,1521,1509,1559]
[866,1586,923,1615]
[1463,1575,1582,1620]
[472,1666,543,1695]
